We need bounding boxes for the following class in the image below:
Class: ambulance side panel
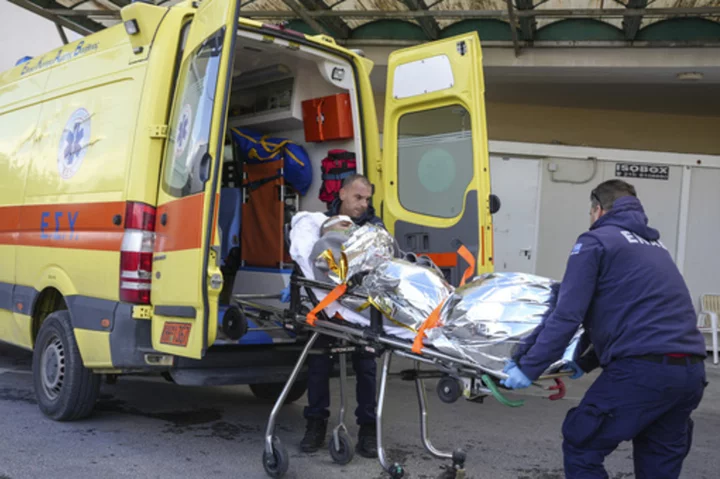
[9,28,150,368]
[0,66,52,349]
[0,5,207,372]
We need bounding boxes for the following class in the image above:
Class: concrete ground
[1,342,718,479]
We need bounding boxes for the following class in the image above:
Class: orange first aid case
[301,93,354,143]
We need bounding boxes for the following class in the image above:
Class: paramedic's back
[519,183,706,377]
[505,179,707,479]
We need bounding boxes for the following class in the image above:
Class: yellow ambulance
[0,0,493,421]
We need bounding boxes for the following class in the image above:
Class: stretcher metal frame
[252,272,568,479]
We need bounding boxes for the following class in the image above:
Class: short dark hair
[590,179,637,210]
[341,173,371,189]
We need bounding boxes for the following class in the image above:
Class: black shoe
[356,423,378,458]
[300,418,327,453]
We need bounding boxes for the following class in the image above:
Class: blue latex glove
[280,284,291,303]
[564,360,584,380]
[500,361,532,390]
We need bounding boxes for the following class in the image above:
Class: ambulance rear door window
[163,29,224,198]
[397,105,473,218]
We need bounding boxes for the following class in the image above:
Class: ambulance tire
[250,380,307,405]
[33,311,101,421]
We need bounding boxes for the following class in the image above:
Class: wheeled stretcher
[236,270,570,479]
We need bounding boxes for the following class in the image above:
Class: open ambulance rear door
[150,0,239,359]
[381,33,494,284]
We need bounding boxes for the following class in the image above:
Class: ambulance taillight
[120,202,156,304]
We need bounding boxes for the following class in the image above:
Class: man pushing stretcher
[502,179,707,479]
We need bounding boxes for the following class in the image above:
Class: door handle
[489,194,501,215]
[404,233,430,253]
[404,234,416,251]
[210,245,221,268]
[199,152,212,183]
[160,213,167,226]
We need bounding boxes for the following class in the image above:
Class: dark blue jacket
[517,196,706,381]
[325,198,385,228]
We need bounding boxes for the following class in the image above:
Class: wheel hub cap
[41,336,66,400]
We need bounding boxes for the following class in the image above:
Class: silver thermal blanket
[312,226,581,375]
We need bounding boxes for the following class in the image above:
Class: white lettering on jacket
[620,230,667,250]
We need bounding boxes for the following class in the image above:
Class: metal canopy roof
[10,0,720,51]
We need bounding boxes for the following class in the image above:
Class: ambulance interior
[214,30,363,344]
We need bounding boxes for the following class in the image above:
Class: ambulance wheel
[328,429,354,465]
[437,377,462,404]
[33,310,101,421]
[250,380,307,405]
[262,436,289,478]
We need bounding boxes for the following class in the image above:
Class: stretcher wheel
[388,463,405,479]
[262,437,289,478]
[437,377,462,404]
[222,306,248,340]
[452,449,467,468]
[328,429,354,465]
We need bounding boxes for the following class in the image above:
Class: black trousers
[303,335,377,425]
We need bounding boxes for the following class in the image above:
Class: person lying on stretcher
[296,215,582,378]
[312,215,440,273]
[310,214,441,294]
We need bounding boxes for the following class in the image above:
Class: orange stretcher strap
[306,283,347,326]
[457,244,476,287]
[412,299,446,354]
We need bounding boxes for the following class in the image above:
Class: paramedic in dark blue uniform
[502,179,707,479]
[300,174,383,457]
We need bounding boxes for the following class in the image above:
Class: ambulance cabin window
[163,29,224,197]
[397,105,473,218]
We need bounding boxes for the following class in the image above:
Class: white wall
[532,157,685,281]
[488,141,720,313]
[0,1,82,72]
[684,167,720,310]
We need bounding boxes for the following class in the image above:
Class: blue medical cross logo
[64,121,85,165]
[177,113,190,152]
